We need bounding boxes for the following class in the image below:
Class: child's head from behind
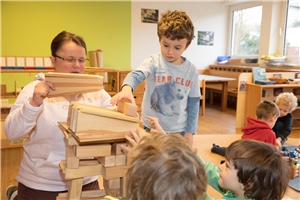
[222,140,289,200]
[256,100,279,128]
[275,92,298,117]
[126,133,207,200]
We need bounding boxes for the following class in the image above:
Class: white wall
[131,2,229,70]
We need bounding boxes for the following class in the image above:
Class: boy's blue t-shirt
[123,52,200,134]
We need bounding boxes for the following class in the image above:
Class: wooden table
[193,134,300,199]
[198,75,236,112]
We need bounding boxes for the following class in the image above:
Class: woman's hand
[30,81,56,107]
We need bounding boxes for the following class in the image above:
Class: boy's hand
[121,128,142,154]
[146,116,166,134]
[184,132,194,147]
[276,138,282,149]
[110,85,135,105]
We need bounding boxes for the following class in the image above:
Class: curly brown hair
[157,10,194,47]
[126,133,207,200]
[226,140,290,200]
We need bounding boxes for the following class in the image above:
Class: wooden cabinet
[119,70,145,113]
[245,83,300,130]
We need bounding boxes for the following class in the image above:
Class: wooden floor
[197,104,299,139]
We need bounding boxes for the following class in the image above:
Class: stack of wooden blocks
[57,102,140,200]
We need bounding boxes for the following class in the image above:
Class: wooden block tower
[57,102,140,200]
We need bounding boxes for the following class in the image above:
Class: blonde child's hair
[226,139,290,200]
[126,133,207,200]
[256,100,280,121]
[275,92,298,112]
[157,10,194,46]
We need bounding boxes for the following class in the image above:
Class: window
[230,5,262,56]
[284,0,300,56]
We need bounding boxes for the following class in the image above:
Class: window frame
[227,2,263,58]
[227,1,299,64]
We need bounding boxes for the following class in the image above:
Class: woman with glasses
[4,31,115,200]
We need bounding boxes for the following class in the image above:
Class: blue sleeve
[186,96,200,134]
[121,70,146,91]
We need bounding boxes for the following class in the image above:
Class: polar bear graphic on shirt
[150,82,185,116]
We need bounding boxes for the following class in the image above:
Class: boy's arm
[110,70,146,105]
[277,114,293,141]
[185,96,200,134]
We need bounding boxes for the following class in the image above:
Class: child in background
[110,10,200,147]
[211,100,279,156]
[104,131,208,200]
[201,140,290,200]
[273,92,298,148]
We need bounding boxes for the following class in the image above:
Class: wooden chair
[199,79,206,115]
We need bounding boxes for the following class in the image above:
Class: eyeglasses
[54,55,89,64]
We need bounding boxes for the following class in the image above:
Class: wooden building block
[112,143,126,155]
[75,144,111,158]
[101,165,128,180]
[115,154,127,166]
[60,160,102,179]
[66,147,79,169]
[117,99,138,117]
[120,177,127,197]
[103,179,121,197]
[96,155,116,167]
[103,178,121,189]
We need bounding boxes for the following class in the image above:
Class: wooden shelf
[245,83,300,130]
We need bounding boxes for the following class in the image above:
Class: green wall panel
[1,1,131,98]
[1,1,131,70]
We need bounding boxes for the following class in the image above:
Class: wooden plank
[74,111,139,133]
[57,190,107,199]
[101,165,128,180]
[111,143,125,155]
[60,160,102,179]
[103,178,121,189]
[75,144,111,158]
[45,72,103,97]
[70,102,140,123]
[66,146,79,169]
[68,178,83,200]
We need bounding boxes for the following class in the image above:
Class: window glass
[231,6,262,56]
[284,0,300,56]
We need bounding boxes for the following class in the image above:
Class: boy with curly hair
[111,10,200,146]
[273,92,298,147]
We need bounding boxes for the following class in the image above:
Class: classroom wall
[1,1,131,69]
[131,2,229,70]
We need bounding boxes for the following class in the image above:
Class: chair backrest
[199,79,205,115]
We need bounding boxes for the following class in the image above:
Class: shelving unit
[245,83,300,130]
[0,67,120,97]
